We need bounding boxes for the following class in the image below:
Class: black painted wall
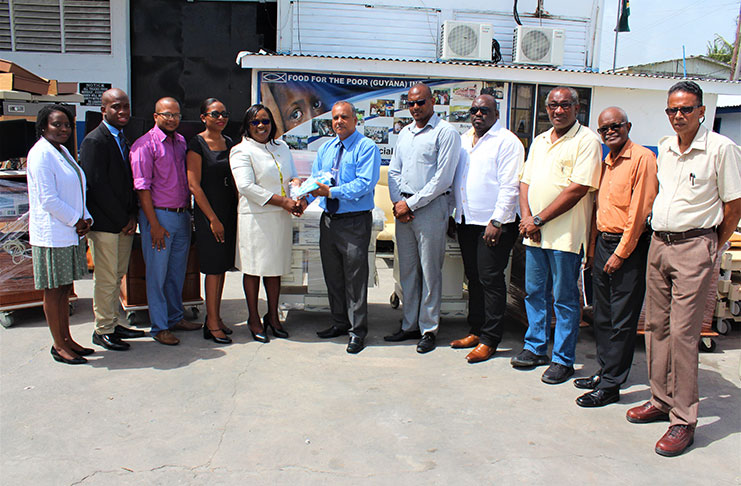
[130,0,276,123]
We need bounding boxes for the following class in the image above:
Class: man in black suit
[80,88,146,350]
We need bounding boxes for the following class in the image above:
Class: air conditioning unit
[439,21,493,62]
[513,26,565,66]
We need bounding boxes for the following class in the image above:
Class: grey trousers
[319,211,372,339]
[395,195,449,335]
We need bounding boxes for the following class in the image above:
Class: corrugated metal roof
[238,51,741,85]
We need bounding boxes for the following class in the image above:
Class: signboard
[258,71,505,163]
[80,82,112,106]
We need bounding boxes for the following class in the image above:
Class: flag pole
[612,0,621,72]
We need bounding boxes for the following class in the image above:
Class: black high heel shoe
[249,321,269,343]
[263,314,289,339]
[203,322,232,344]
[205,315,233,335]
[50,346,87,365]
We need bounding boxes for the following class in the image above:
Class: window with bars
[0,0,111,54]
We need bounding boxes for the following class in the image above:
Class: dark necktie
[326,143,344,214]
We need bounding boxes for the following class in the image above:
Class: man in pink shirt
[130,97,201,345]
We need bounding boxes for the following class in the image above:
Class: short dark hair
[36,104,75,139]
[668,81,703,105]
[239,104,277,143]
[199,97,221,115]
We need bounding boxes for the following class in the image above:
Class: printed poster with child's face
[258,71,505,164]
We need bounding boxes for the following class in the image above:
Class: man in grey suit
[386,83,462,353]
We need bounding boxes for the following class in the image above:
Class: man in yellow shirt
[514,87,602,384]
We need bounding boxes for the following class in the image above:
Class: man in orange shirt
[576,107,657,407]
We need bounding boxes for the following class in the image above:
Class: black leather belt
[324,210,370,220]
[400,191,450,198]
[154,206,189,213]
[654,227,715,245]
[599,232,623,242]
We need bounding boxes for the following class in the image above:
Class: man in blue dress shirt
[305,101,381,354]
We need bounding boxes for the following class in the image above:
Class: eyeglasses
[156,112,182,120]
[597,122,628,135]
[206,111,229,119]
[664,105,702,116]
[468,106,491,115]
[406,99,427,108]
[249,118,271,126]
[546,102,575,111]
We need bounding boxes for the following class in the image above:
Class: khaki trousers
[645,232,717,427]
[88,231,134,335]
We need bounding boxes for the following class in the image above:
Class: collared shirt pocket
[607,178,631,208]
[552,157,574,185]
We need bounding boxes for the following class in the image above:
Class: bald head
[597,106,631,155]
[101,88,130,129]
[599,106,628,124]
[153,97,181,135]
[408,83,434,127]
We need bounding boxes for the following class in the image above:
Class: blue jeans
[139,209,191,335]
[523,246,582,366]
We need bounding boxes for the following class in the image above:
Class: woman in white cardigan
[230,104,302,342]
[27,104,93,365]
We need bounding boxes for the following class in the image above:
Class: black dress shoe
[573,373,601,390]
[203,325,232,344]
[92,332,130,351]
[50,346,87,365]
[264,315,289,339]
[316,325,349,339]
[384,328,422,342]
[114,325,146,339]
[346,336,365,354]
[416,333,436,354]
[576,388,620,408]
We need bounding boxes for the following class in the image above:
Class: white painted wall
[0,0,130,118]
[716,112,741,144]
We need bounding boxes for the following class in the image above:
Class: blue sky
[598,0,740,71]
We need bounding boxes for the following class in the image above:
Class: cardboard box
[0,73,50,96]
[0,60,47,82]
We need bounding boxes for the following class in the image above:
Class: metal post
[612,0,621,72]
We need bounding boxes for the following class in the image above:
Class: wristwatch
[490,219,502,228]
[533,215,544,227]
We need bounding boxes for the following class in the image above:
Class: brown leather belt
[154,206,189,213]
[599,232,623,242]
[654,228,714,245]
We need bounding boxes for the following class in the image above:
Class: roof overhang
[237,53,741,96]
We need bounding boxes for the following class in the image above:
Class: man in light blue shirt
[386,83,462,353]
[305,101,381,354]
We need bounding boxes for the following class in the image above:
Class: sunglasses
[597,122,627,135]
[546,102,575,111]
[206,111,229,119]
[469,106,491,115]
[664,105,701,116]
[249,118,271,126]
[406,99,427,108]
[156,112,182,120]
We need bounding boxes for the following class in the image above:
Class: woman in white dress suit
[230,104,303,342]
[27,104,93,364]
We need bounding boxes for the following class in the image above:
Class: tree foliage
[706,34,733,64]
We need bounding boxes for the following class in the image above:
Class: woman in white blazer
[27,104,93,365]
[230,104,302,342]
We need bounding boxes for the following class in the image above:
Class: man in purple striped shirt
[130,97,201,346]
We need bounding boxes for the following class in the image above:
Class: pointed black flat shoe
[203,322,232,344]
[50,346,87,365]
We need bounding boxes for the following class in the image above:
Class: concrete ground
[1,256,739,485]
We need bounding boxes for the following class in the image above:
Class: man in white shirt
[451,94,524,363]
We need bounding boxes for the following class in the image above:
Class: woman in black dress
[186,98,237,344]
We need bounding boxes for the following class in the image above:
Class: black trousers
[592,232,650,390]
[319,211,372,339]
[456,220,518,347]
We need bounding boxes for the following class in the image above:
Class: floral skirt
[32,241,87,290]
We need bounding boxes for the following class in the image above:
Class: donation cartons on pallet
[279,200,385,314]
[714,230,741,337]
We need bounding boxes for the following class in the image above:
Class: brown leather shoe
[655,425,695,457]
[626,401,670,424]
[172,319,202,331]
[153,330,180,346]
[466,343,496,363]
[450,334,479,349]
